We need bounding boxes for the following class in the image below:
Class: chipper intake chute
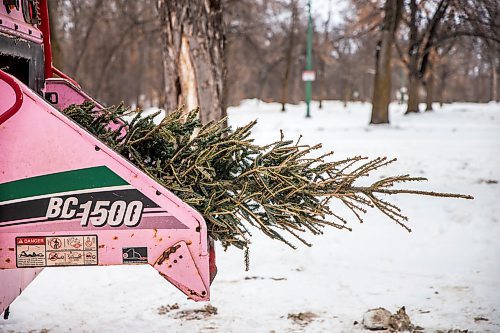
[0,70,212,314]
[0,0,214,317]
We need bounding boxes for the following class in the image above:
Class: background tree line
[48,0,499,123]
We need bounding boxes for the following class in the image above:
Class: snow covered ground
[2,101,499,333]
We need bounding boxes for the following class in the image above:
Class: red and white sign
[15,235,98,267]
[302,70,316,82]
[16,237,45,245]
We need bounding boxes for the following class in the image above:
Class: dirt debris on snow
[157,303,180,315]
[477,179,498,184]
[389,307,414,331]
[157,303,217,320]
[287,311,318,326]
[8,328,50,333]
[244,276,287,281]
[174,304,218,320]
[362,306,424,332]
[362,307,392,330]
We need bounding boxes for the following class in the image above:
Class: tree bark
[425,50,435,111]
[438,64,448,107]
[159,0,227,123]
[370,0,403,124]
[405,0,420,114]
[425,71,434,111]
[407,74,421,112]
[318,57,325,109]
[491,58,498,102]
[343,83,351,107]
[405,0,449,114]
[48,0,62,68]
[280,1,298,112]
[318,3,332,110]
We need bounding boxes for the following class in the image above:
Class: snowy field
[2,100,499,333]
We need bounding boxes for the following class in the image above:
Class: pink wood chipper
[0,0,217,319]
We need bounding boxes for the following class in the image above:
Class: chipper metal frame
[0,0,216,317]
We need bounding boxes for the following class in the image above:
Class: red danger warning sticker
[17,237,45,245]
[16,235,98,268]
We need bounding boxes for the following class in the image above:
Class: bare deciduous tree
[158,0,227,123]
[370,0,403,124]
[280,0,299,112]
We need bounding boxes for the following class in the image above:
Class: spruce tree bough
[63,102,472,264]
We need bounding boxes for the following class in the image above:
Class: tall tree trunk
[48,0,62,68]
[370,0,403,124]
[318,57,325,109]
[405,0,420,114]
[425,51,435,111]
[438,65,448,107]
[318,3,332,110]
[159,0,227,123]
[280,0,298,112]
[407,74,420,112]
[425,72,434,111]
[137,35,147,108]
[343,82,351,107]
[405,0,448,114]
[491,58,498,102]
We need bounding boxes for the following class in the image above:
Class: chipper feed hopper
[0,0,216,318]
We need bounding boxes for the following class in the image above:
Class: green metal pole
[305,0,313,118]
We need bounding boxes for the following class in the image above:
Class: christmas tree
[63,102,472,265]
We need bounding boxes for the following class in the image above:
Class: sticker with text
[16,235,98,267]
